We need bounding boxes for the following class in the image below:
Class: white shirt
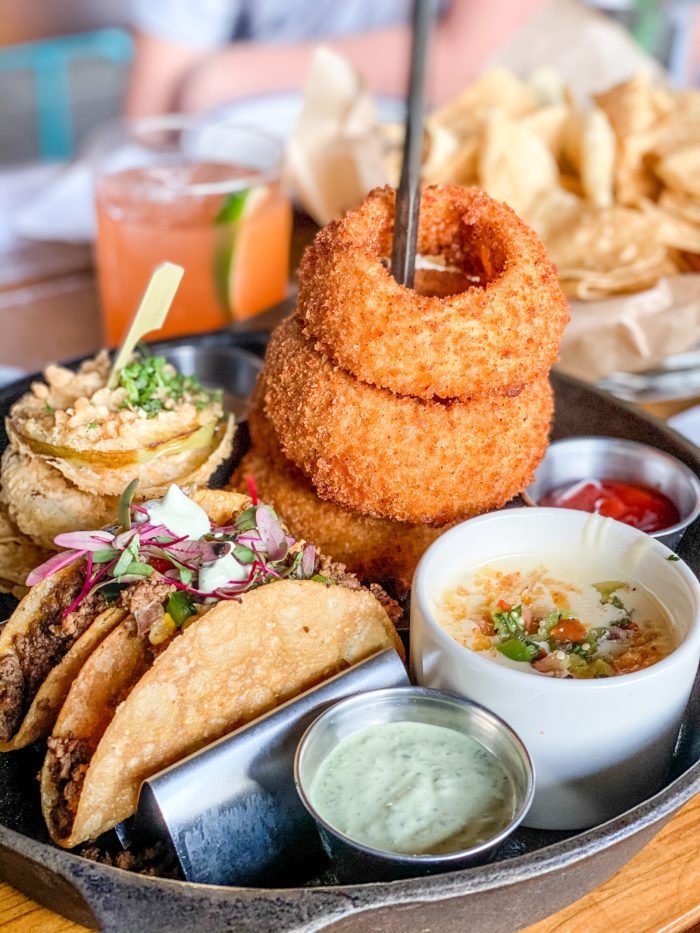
[128,0,426,50]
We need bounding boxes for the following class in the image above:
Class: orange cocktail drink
[93,118,292,344]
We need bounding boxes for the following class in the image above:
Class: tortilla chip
[526,65,568,107]
[654,144,700,198]
[409,68,700,305]
[422,120,461,184]
[478,111,559,216]
[559,256,673,300]
[522,186,583,243]
[669,249,700,273]
[545,203,664,278]
[432,68,536,137]
[638,197,700,252]
[614,134,662,205]
[594,73,667,139]
[520,104,569,160]
[658,188,700,226]
[424,134,479,186]
[570,108,616,208]
[42,580,403,846]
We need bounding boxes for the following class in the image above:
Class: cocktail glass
[92,116,292,344]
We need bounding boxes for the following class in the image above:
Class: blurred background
[1,0,699,165]
[1,0,700,432]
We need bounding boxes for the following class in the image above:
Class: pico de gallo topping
[435,560,676,679]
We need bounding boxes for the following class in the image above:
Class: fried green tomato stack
[232,184,568,596]
[0,352,234,597]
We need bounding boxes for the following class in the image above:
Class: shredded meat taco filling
[0,570,107,742]
[46,735,93,840]
[46,613,178,839]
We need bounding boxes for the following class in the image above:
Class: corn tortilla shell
[0,608,125,752]
[43,579,403,847]
[0,566,80,655]
[0,566,86,746]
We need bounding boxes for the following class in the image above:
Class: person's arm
[125,0,546,117]
[178,0,544,112]
[123,30,208,118]
[428,0,543,101]
[177,25,411,112]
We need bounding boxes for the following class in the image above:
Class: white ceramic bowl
[410,508,700,830]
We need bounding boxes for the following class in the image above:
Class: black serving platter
[0,331,698,933]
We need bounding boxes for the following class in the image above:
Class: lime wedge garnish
[213,185,269,318]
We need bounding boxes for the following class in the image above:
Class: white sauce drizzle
[140,485,211,540]
[198,551,249,592]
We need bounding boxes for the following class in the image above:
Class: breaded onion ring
[298,185,568,400]
[262,316,553,525]
[233,393,449,596]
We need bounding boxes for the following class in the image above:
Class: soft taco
[35,485,402,847]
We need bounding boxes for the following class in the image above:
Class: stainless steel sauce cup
[294,687,534,883]
[522,436,700,549]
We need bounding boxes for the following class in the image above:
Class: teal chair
[0,28,132,161]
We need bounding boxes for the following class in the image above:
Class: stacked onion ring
[232,184,568,595]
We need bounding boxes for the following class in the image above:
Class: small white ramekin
[410,508,700,830]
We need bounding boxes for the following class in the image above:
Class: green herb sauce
[309,721,516,856]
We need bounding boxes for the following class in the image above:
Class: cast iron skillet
[0,331,698,933]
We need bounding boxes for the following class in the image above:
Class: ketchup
[538,478,680,533]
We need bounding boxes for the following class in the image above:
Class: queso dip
[434,556,675,679]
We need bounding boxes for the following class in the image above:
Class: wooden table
[0,233,698,933]
[1,793,699,932]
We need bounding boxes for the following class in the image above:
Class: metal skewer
[390,0,438,288]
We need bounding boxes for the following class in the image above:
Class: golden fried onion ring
[298,185,569,400]
[232,388,449,596]
[262,315,553,525]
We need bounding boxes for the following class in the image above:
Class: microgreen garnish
[118,479,139,531]
[666,554,680,561]
[45,401,55,414]
[118,352,222,416]
[246,475,258,505]
[26,485,324,619]
[87,421,98,430]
